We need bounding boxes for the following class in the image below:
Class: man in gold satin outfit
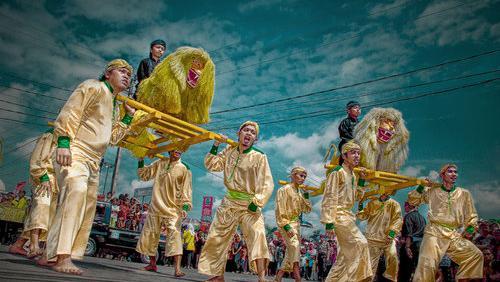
[274,166,312,282]
[357,194,402,281]
[198,121,274,282]
[46,59,136,275]
[408,164,483,281]
[9,129,58,258]
[321,141,373,282]
[135,149,192,277]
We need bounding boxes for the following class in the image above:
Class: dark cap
[150,39,166,48]
[346,101,360,109]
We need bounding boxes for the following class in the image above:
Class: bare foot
[206,276,224,282]
[27,246,43,259]
[8,244,27,256]
[144,264,157,272]
[52,258,82,275]
[175,271,186,277]
[36,256,56,267]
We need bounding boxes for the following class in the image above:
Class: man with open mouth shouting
[198,121,274,282]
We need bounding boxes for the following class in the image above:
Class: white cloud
[368,0,408,18]
[400,165,425,177]
[198,171,224,187]
[468,181,500,219]
[408,0,495,47]
[259,119,341,184]
[61,0,168,24]
[238,0,297,13]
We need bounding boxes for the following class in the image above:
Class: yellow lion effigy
[121,47,215,158]
[353,107,409,173]
[136,46,215,124]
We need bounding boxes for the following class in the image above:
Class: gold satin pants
[326,214,373,282]
[21,189,58,242]
[136,213,183,257]
[278,221,301,272]
[368,240,398,281]
[46,157,99,260]
[413,233,483,281]
[198,198,270,276]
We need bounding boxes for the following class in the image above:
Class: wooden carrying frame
[116,95,237,156]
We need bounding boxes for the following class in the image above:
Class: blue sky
[0,0,499,234]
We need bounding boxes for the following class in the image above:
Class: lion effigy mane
[353,107,409,173]
[137,46,215,124]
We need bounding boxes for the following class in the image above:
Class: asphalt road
[0,245,295,282]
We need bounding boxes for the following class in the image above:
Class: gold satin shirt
[29,131,56,188]
[138,158,192,217]
[275,183,312,228]
[321,165,361,225]
[357,197,402,243]
[53,79,131,161]
[204,146,274,208]
[408,186,478,238]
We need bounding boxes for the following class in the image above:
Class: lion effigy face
[377,117,396,143]
[353,107,410,173]
[186,57,205,88]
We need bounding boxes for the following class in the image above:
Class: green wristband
[358,202,364,211]
[416,185,425,194]
[183,204,190,212]
[303,192,309,199]
[388,230,396,238]
[138,160,144,168]
[57,136,70,148]
[121,113,133,125]
[283,224,292,232]
[466,225,475,234]
[210,145,219,155]
[248,202,258,212]
[39,173,50,182]
[326,223,335,230]
[358,178,366,187]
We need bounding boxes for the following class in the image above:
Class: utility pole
[110,147,122,196]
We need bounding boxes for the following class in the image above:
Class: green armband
[57,136,70,148]
[283,224,292,232]
[303,192,309,199]
[138,160,144,168]
[121,113,133,125]
[358,178,366,187]
[210,145,219,155]
[183,204,190,212]
[416,185,425,194]
[248,202,258,212]
[466,225,475,234]
[325,223,335,230]
[39,173,50,182]
[388,230,396,238]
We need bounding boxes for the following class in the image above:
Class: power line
[214,0,478,77]
[210,77,500,131]
[0,107,55,120]
[0,72,73,92]
[210,48,500,115]
[2,137,38,156]
[209,69,500,126]
[210,0,414,62]
[0,97,60,115]
[0,117,49,127]
[0,83,69,101]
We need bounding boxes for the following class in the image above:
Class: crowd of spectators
[5,191,495,281]
[0,191,29,209]
[98,192,148,231]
